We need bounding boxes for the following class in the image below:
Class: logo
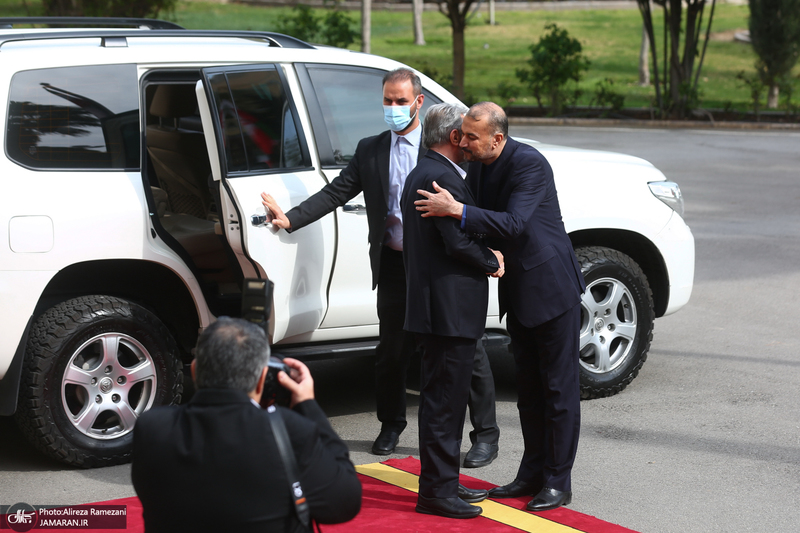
[3,504,126,530]
[4,503,38,532]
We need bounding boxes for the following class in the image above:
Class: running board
[272,332,509,361]
[273,340,379,361]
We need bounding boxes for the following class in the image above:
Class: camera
[241,279,296,407]
[262,356,293,407]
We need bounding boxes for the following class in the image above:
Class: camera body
[262,356,293,407]
[241,279,295,407]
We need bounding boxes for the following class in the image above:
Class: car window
[305,65,441,165]
[6,64,140,170]
[206,67,307,174]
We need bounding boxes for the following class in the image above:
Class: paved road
[2,125,799,532]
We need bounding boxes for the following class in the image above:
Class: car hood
[516,137,662,180]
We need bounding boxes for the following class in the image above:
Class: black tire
[14,295,183,467]
[575,247,654,399]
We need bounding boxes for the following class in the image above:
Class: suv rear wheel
[575,247,654,399]
[15,295,183,467]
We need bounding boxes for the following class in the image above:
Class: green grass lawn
[368,4,786,111]
[1,0,797,111]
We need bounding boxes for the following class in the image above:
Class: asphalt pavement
[2,124,799,533]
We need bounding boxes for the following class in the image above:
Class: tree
[361,0,371,53]
[637,0,717,118]
[438,0,478,100]
[748,0,800,108]
[42,0,175,17]
[515,23,591,115]
[412,0,425,46]
[639,24,650,86]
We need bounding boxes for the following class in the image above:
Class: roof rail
[0,17,184,30]
[0,29,315,49]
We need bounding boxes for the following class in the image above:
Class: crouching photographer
[132,317,362,533]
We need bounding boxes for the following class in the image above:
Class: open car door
[195,65,335,343]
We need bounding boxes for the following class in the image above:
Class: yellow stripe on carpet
[356,463,582,533]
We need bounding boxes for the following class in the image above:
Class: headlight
[648,181,684,217]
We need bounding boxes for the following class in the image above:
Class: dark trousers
[416,333,477,498]
[375,247,499,444]
[375,248,416,432]
[468,342,499,445]
[507,303,581,492]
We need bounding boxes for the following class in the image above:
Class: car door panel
[196,66,334,343]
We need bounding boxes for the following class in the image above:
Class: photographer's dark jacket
[132,388,361,533]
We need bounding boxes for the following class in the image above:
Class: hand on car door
[261,192,292,230]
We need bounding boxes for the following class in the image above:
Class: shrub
[491,81,521,107]
[591,78,625,115]
[276,5,320,43]
[779,76,800,115]
[736,70,766,120]
[515,23,590,115]
[319,10,358,49]
[277,4,357,48]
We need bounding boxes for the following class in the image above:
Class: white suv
[0,17,694,467]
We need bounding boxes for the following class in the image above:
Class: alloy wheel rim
[61,332,157,439]
[579,277,638,375]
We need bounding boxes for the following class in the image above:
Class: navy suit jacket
[401,151,499,340]
[464,137,586,327]
[286,129,426,289]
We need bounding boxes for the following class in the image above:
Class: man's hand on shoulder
[415,181,463,219]
[261,192,292,230]
[277,357,314,407]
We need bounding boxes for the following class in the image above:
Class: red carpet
[329,457,640,533]
[2,458,638,532]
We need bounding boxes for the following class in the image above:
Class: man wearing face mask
[261,69,500,473]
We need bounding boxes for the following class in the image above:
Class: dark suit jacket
[464,137,586,328]
[285,129,426,289]
[131,389,361,533]
[401,151,499,340]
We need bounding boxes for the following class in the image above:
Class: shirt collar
[391,122,422,149]
[434,151,466,178]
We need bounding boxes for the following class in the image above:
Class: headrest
[150,84,198,119]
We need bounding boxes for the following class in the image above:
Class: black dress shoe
[488,479,541,499]
[463,442,499,468]
[526,487,572,512]
[457,484,488,503]
[371,429,400,455]
[416,495,482,519]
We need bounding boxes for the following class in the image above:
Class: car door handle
[343,203,366,213]
[251,214,272,227]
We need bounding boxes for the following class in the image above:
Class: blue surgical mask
[383,98,419,131]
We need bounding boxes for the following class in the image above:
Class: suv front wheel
[15,295,183,467]
[575,246,655,399]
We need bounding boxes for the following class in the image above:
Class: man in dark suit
[401,103,503,519]
[415,102,586,512]
[131,317,361,532]
[261,69,499,467]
